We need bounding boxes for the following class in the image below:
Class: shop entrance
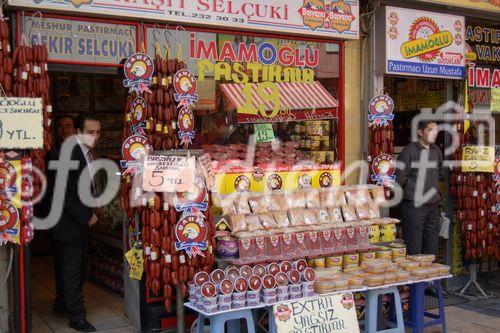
[30,67,133,331]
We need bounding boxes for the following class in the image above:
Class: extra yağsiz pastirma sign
[382,6,465,79]
[273,293,359,333]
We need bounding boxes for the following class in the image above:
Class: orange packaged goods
[303,209,319,226]
[362,259,391,274]
[248,195,267,214]
[345,188,371,205]
[432,263,451,276]
[305,190,321,208]
[355,204,372,221]
[229,214,247,234]
[329,206,344,223]
[341,205,357,222]
[332,189,347,206]
[307,230,321,252]
[259,213,278,230]
[411,268,429,279]
[282,232,295,254]
[398,260,419,271]
[267,234,282,257]
[294,232,307,253]
[237,233,254,260]
[266,193,288,211]
[288,208,305,227]
[367,202,381,219]
[383,272,398,285]
[246,214,263,232]
[407,254,435,263]
[427,266,440,278]
[395,270,411,282]
[333,227,347,251]
[254,234,268,259]
[347,275,364,289]
[273,211,291,228]
[235,195,252,214]
[371,186,386,204]
[320,190,335,207]
[287,191,307,209]
[316,208,331,224]
[364,274,384,287]
[220,197,237,215]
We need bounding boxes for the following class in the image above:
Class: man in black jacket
[396,120,443,256]
[51,114,101,332]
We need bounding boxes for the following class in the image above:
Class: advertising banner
[0,98,43,149]
[384,6,465,79]
[21,15,137,65]
[10,0,359,39]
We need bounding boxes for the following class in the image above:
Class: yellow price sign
[491,87,500,113]
[238,82,281,119]
[461,145,495,173]
[128,248,144,280]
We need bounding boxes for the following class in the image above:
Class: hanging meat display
[120,38,214,314]
[449,120,499,262]
[367,95,395,196]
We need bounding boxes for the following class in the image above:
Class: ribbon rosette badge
[130,97,148,135]
[178,107,195,145]
[123,53,154,94]
[371,154,396,187]
[174,69,198,105]
[174,214,208,258]
[368,95,394,127]
[0,203,20,245]
[120,135,152,175]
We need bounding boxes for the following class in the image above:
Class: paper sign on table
[273,292,360,333]
[254,123,275,142]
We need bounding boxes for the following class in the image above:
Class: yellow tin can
[368,224,380,244]
[342,252,360,269]
[380,224,396,242]
[360,251,376,263]
[389,243,406,261]
[376,247,392,260]
[326,255,343,268]
[314,257,326,269]
[307,258,315,267]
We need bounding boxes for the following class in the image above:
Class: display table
[186,275,452,333]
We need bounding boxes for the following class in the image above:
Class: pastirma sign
[0,98,43,149]
[461,145,494,173]
[142,155,195,193]
[273,293,359,333]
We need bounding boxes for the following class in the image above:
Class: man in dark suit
[51,113,101,332]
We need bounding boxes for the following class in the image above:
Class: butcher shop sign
[379,6,465,79]
[10,0,359,39]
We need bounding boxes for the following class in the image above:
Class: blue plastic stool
[405,280,446,333]
[364,286,405,333]
[195,308,256,333]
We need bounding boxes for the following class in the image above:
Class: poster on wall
[382,6,465,79]
[21,14,137,65]
[10,0,359,39]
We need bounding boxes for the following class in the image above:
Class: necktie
[86,150,100,198]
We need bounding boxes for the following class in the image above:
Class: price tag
[142,155,195,193]
[491,87,500,113]
[129,248,144,280]
[254,123,275,142]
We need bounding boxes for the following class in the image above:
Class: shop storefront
[370,0,499,296]
[0,1,368,332]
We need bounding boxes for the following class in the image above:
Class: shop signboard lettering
[0,98,43,149]
[382,7,465,79]
[465,24,500,110]
[12,0,359,39]
[142,155,195,193]
[461,145,495,173]
[414,0,500,14]
[273,292,359,333]
[22,15,137,65]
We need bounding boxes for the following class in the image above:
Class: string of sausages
[449,122,499,261]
